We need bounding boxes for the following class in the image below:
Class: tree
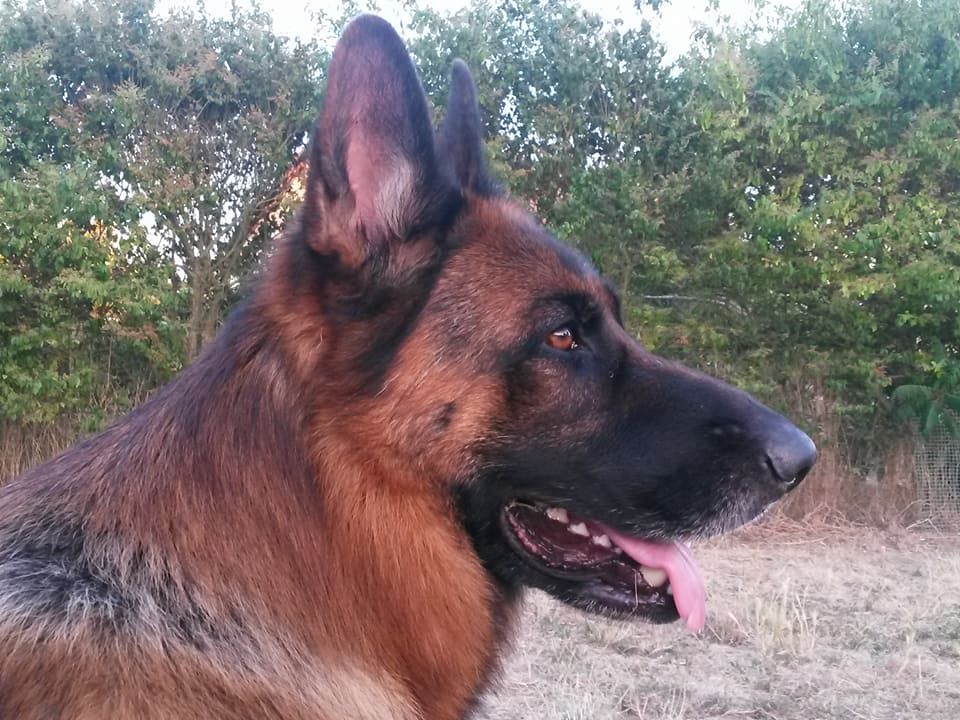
[409,0,668,213]
[663,0,960,446]
[0,0,326,430]
[116,4,326,355]
[0,164,180,424]
[1,0,327,359]
[0,0,181,425]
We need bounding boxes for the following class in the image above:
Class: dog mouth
[501,501,705,631]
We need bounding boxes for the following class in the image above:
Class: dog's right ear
[438,59,500,197]
[302,15,456,275]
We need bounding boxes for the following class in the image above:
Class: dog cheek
[504,359,608,441]
[391,365,506,482]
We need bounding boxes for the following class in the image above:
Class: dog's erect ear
[302,15,457,272]
[438,59,500,197]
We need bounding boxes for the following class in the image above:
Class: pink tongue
[600,526,706,633]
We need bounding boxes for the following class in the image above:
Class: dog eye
[546,326,579,351]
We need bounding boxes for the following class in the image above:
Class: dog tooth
[546,507,569,524]
[639,565,668,587]
[665,583,673,595]
[591,534,612,548]
[567,522,589,537]
[612,546,623,555]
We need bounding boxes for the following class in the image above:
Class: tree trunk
[185,255,211,360]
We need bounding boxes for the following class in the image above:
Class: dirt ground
[475,524,960,720]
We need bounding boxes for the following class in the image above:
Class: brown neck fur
[1,227,511,719]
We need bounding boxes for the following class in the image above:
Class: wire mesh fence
[914,414,960,529]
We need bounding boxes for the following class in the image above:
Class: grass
[475,522,960,720]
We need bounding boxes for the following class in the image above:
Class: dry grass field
[476,523,960,720]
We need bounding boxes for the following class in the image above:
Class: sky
[156,0,805,62]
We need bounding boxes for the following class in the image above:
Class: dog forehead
[444,198,605,305]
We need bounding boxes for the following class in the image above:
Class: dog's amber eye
[546,327,578,351]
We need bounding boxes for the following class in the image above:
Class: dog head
[291,15,816,630]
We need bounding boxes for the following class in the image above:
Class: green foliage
[110,3,327,355]
[892,385,960,438]
[0,163,182,424]
[687,0,960,434]
[892,343,960,438]
[0,0,324,427]
[409,0,670,213]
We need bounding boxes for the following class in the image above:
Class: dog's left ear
[438,60,500,197]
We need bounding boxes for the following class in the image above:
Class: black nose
[764,422,817,489]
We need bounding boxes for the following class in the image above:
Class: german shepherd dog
[0,15,816,720]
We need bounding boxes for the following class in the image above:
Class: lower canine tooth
[568,522,589,537]
[639,566,668,587]
[665,584,673,595]
[546,508,569,524]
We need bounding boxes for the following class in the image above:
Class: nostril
[765,427,818,489]
[765,454,810,489]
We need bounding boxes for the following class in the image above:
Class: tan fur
[0,20,590,720]
[0,214,519,718]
